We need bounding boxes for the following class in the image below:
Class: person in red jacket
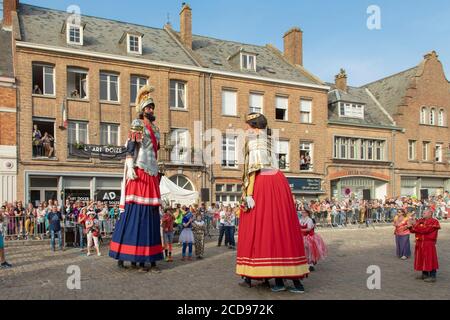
[407,209,440,282]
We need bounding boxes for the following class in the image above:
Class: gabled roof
[327,84,396,127]
[0,27,14,78]
[363,67,419,116]
[190,34,323,85]
[16,3,324,86]
[17,4,198,66]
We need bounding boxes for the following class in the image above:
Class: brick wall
[392,53,450,195]
[0,86,16,146]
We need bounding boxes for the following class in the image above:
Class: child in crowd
[179,210,194,261]
[192,213,206,259]
[161,208,175,262]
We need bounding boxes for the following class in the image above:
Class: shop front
[400,176,450,198]
[328,169,390,200]
[25,171,123,206]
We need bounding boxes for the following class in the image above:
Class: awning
[160,176,199,206]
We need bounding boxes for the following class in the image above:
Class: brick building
[327,52,450,200]
[365,51,450,198]
[326,69,401,200]
[0,10,18,203]
[4,1,329,205]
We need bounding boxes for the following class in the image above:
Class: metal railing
[1,214,119,241]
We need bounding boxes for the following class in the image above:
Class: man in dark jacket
[48,205,63,251]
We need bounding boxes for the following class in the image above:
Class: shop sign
[287,178,322,192]
[96,190,121,206]
[68,144,127,160]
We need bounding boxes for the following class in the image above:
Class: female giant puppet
[236,113,309,293]
[109,85,164,272]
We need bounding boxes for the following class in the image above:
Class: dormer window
[66,24,83,45]
[339,102,364,119]
[241,53,256,71]
[127,34,142,55]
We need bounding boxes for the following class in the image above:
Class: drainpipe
[391,129,396,197]
[16,85,23,203]
[209,73,213,203]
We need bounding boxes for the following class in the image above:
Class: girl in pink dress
[299,209,327,271]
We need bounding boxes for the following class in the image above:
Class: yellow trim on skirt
[236,263,310,278]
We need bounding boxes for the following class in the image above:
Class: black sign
[96,190,121,206]
[65,189,91,202]
[287,178,322,192]
[68,144,127,160]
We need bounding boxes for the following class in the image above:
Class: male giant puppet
[109,85,164,272]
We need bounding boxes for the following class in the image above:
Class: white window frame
[130,76,148,104]
[127,34,142,55]
[66,23,83,45]
[68,121,89,145]
[420,107,427,124]
[170,128,190,163]
[300,99,312,123]
[249,92,264,114]
[438,109,445,126]
[33,64,55,96]
[435,143,443,162]
[275,140,290,170]
[275,96,288,121]
[222,136,237,168]
[170,80,187,109]
[222,90,237,116]
[375,141,384,161]
[408,140,416,161]
[339,102,364,119]
[240,53,256,71]
[100,72,119,102]
[100,123,120,146]
[67,67,88,99]
[422,142,429,161]
[430,108,436,125]
[334,136,385,161]
[300,141,313,171]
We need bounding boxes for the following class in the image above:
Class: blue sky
[7,0,450,86]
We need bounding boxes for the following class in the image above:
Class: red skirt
[236,170,309,279]
[125,168,161,206]
[414,240,439,271]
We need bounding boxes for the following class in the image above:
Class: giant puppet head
[135,85,156,122]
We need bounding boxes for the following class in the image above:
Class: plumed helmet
[135,85,156,113]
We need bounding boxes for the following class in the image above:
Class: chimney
[180,3,192,49]
[335,68,348,92]
[2,0,19,29]
[283,27,303,66]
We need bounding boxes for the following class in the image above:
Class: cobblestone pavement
[1,223,449,300]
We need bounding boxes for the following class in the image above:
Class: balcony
[32,144,57,160]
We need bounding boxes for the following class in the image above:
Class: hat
[135,85,155,113]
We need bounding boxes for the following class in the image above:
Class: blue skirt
[395,234,411,258]
[109,203,164,263]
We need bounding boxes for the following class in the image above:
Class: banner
[68,144,127,160]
